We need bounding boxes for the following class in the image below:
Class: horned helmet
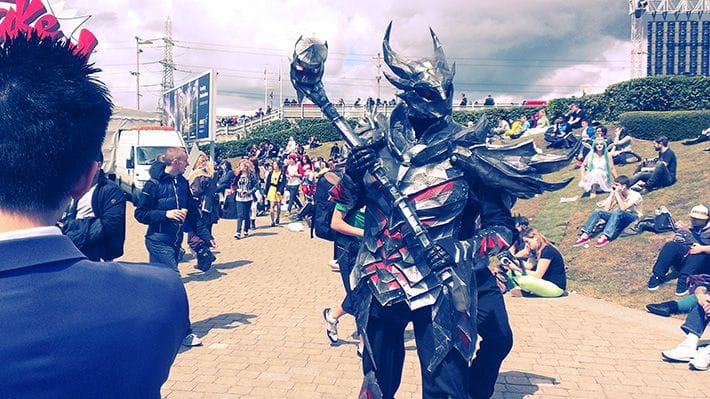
[382,22,455,120]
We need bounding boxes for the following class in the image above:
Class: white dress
[579,154,613,192]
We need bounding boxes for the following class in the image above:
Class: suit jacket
[0,234,188,398]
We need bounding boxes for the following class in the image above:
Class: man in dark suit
[0,32,189,397]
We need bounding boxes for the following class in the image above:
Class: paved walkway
[119,210,710,398]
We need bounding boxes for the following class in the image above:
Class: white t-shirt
[286,164,301,186]
[600,190,643,217]
[75,185,97,219]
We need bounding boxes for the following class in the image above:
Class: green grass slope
[513,134,709,310]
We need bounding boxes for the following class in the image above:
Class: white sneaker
[323,308,339,344]
[182,333,202,347]
[662,343,696,362]
[690,346,710,371]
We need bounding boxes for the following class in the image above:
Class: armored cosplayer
[291,23,576,399]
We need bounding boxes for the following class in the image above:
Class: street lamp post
[132,36,154,110]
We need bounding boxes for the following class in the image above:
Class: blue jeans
[235,200,252,234]
[145,237,193,336]
[286,185,302,213]
[581,209,638,239]
[681,302,709,337]
[146,238,180,272]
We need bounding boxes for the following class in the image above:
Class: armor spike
[383,21,415,79]
[430,28,446,62]
[383,71,413,91]
[430,27,451,73]
[451,61,456,76]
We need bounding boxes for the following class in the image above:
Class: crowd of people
[537,105,709,372]
[218,106,273,127]
[1,28,708,399]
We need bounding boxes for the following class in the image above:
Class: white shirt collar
[0,226,62,242]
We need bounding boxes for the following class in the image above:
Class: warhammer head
[382,22,455,120]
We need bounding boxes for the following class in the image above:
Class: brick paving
[118,208,710,398]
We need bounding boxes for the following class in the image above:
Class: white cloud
[47,0,633,115]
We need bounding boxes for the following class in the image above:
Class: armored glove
[425,244,455,270]
[345,145,377,181]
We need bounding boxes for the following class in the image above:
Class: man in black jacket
[135,147,216,347]
[60,154,126,261]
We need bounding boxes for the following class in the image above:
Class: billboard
[162,70,215,142]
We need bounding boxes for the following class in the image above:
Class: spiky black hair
[0,32,113,216]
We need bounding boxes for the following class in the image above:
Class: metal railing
[215,102,534,142]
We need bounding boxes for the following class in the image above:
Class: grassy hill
[298,132,709,311]
[512,133,709,310]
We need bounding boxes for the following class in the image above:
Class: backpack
[636,206,676,234]
[310,169,344,241]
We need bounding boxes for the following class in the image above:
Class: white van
[112,126,186,202]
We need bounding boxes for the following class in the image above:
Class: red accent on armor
[421,218,436,226]
[410,180,456,203]
[479,237,487,254]
[458,330,471,348]
[495,234,509,249]
[364,262,383,274]
[386,280,401,289]
[487,236,496,251]
[382,228,402,241]
[359,387,374,399]
[385,252,400,261]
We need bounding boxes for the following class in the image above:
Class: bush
[206,118,355,159]
[453,107,542,129]
[618,110,710,141]
[547,76,710,123]
[546,94,608,123]
[605,76,710,120]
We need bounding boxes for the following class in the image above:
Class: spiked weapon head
[290,36,328,104]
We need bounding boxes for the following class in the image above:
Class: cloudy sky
[41,0,632,115]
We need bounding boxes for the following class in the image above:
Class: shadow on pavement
[181,260,252,283]
[180,312,257,353]
[495,371,557,398]
[246,231,277,237]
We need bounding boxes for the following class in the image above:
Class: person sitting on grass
[646,294,701,318]
[505,228,567,298]
[573,175,643,248]
[608,126,641,165]
[681,127,709,146]
[492,116,511,137]
[508,115,530,139]
[661,274,710,371]
[503,117,524,139]
[628,135,677,194]
[579,139,617,198]
[647,205,710,296]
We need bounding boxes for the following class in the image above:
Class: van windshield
[136,147,170,165]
